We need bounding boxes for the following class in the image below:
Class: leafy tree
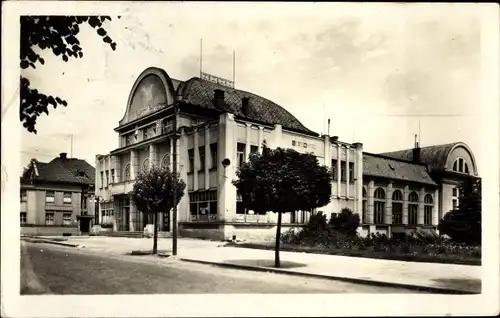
[233,144,332,267]
[329,208,360,237]
[438,177,481,244]
[20,16,119,133]
[129,166,186,254]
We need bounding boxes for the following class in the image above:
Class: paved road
[21,241,424,294]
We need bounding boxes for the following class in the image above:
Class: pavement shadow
[224,259,307,269]
[129,250,171,256]
[432,278,481,293]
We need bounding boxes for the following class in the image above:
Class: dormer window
[452,158,470,175]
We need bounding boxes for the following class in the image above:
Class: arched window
[392,190,403,224]
[142,158,150,172]
[362,187,367,223]
[453,158,470,175]
[124,163,131,181]
[464,163,469,174]
[408,191,419,225]
[374,188,385,224]
[424,194,433,225]
[161,153,170,169]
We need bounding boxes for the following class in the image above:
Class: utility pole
[172,103,179,256]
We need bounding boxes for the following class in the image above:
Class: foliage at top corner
[20,15,120,134]
[232,144,333,214]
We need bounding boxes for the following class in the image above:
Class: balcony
[110,180,135,195]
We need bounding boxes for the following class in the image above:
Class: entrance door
[121,206,130,231]
[80,218,90,234]
[162,211,170,232]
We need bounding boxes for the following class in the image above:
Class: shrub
[329,208,360,237]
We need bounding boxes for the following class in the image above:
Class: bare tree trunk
[153,211,158,254]
[275,211,282,268]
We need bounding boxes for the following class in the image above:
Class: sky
[19,3,486,174]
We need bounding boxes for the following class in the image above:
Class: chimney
[241,97,250,117]
[59,152,67,159]
[412,135,421,164]
[330,136,339,142]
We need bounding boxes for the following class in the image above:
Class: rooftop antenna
[232,50,236,88]
[200,38,203,77]
[327,119,331,136]
[418,119,421,147]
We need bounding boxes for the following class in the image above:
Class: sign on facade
[201,72,234,88]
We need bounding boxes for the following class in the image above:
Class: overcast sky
[20,3,486,174]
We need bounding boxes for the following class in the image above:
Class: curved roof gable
[178,77,316,135]
[379,142,466,174]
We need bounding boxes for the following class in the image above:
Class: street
[21,241,424,294]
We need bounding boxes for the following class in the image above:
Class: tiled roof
[379,143,459,174]
[363,153,437,186]
[21,156,95,186]
[178,77,317,135]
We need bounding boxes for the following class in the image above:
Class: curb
[21,237,80,248]
[180,258,477,295]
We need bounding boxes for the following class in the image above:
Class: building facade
[20,153,96,236]
[95,66,480,241]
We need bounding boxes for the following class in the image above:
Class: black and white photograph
[1,1,499,317]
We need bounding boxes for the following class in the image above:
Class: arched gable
[445,142,478,176]
[119,67,177,126]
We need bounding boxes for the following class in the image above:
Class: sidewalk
[28,235,481,294]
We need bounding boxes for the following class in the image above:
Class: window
[464,163,469,174]
[63,213,72,225]
[237,143,246,167]
[45,191,55,203]
[20,212,27,224]
[82,195,87,210]
[124,163,131,181]
[374,188,385,224]
[142,158,150,172]
[161,153,170,169]
[210,143,218,169]
[45,212,55,225]
[452,187,459,210]
[332,159,338,181]
[199,147,205,170]
[20,190,27,202]
[105,171,109,187]
[362,187,367,223]
[408,192,419,225]
[392,190,403,224]
[188,149,194,173]
[424,194,433,225]
[348,162,354,182]
[63,192,72,204]
[453,158,470,174]
[101,202,114,225]
[100,171,104,188]
[340,161,346,182]
[110,169,115,184]
[189,190,217,221]
[459,158,464,172]
[250,145,259,154]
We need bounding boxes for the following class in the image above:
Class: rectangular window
[45,212,55,225]
[111,169,115,184]
[452,199,458,210]
[199,147,205,170]
[349,162,354,182]
[210,143,218,169]
[374,201,384,224]
[424,206,433,225]
[188,149,194,173]
[20,190,27,202]
[63,192,72,204]
[63,213,72,225]
[250,145,259,154]
[237,143,246,167]
[100,171,104,188]
[331,159,337,180]
[105,171,109,187]
[20,212,27,224]
[362,199,367,223]
[392,203,403,224]
[452,188,458,197]
[408,204,418,225]
[45,191,55,203]
[340,161,346,182]
[189,190,218,221]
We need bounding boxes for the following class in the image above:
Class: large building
[94,67,479,241]
[20,153,96,236]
